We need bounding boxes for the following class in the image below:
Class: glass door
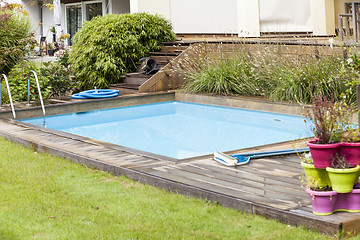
[66,4,82,45]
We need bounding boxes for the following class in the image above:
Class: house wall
[110,0,130,14]
[130,0,336,37]
[131,0,170,19]
[311,0,335,36]
[259,0,312,33]
[169,0,238,34]
[7,0,42,39]
[42,7,56,43]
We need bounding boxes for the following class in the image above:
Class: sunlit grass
[0,138,342,239]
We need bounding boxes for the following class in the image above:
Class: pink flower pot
[307,140,341,169]
[341,142,360,167]
[306,188,338,216]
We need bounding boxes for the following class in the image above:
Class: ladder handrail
[0,74,16,119]
[27,70,46,116]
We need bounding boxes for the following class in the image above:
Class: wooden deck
[1,118,360,236]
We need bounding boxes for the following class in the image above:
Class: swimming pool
[21,101,310,159]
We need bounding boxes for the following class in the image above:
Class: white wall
[7,0,42,38]
[311,0,335,36]
[170,0,238,34]
[135,0,170,19]
[42,7,56,43]
[259,0,312,33]
[237,0,260,37]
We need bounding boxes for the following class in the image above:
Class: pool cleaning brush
[214,148,309,167]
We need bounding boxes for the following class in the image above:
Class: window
[85,2,102,21]
[65,1,104,45]
[66,4,82,44]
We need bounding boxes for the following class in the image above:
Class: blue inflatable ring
[72,89,119,99]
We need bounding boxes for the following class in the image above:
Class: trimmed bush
[0,3,33,74]
[69,13,176,89]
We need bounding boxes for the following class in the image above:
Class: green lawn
[0,138,343,239]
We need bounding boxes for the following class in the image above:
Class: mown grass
[0,137,347,239]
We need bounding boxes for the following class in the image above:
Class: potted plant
[334,185,360,213]
[326,154,360,193]
[300,153,331,188]
[305,179,337,216]
[341,129,360,166]
[304,96,342,169]
[47,42,56,56]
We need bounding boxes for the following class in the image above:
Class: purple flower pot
[341,142,360,167]
[306,188,338,215]
[307,140,341,169]
[335,188,360,212]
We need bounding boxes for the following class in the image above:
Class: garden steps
[109,42,189,94]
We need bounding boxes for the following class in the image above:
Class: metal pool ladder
[0,74,16,119]
[27,70,46,117]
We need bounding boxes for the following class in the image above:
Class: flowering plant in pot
[304,96,342,169]
[305,179,337,216]
[326,154,360,193]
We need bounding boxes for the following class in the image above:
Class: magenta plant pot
[306,188,338,216]
[341,142,360,167]
[335,188,360,212]
[307,140,341,169]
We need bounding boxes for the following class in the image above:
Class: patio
[1,92,360,236]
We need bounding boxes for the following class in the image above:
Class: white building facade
[9,0,346,44]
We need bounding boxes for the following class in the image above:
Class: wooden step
[123,76,151,85]
[160,45,188,52]
[149,51,181,56]
[121,72,150,78]
[108,86,138,95]
[109,83,141,90]
[148,55,177,63]
[161,41,191,46]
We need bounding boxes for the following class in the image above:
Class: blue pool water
[21,101,311,159]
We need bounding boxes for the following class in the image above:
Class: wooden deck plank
[173,163,307,199]
[148,168,298,210]
[191,160,303,185]
[152,166,305,209]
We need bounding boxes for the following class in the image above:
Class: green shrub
[5,62,52,103]
[0,3,34,74]
[69,13,176,90]
[40,62,74,97]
